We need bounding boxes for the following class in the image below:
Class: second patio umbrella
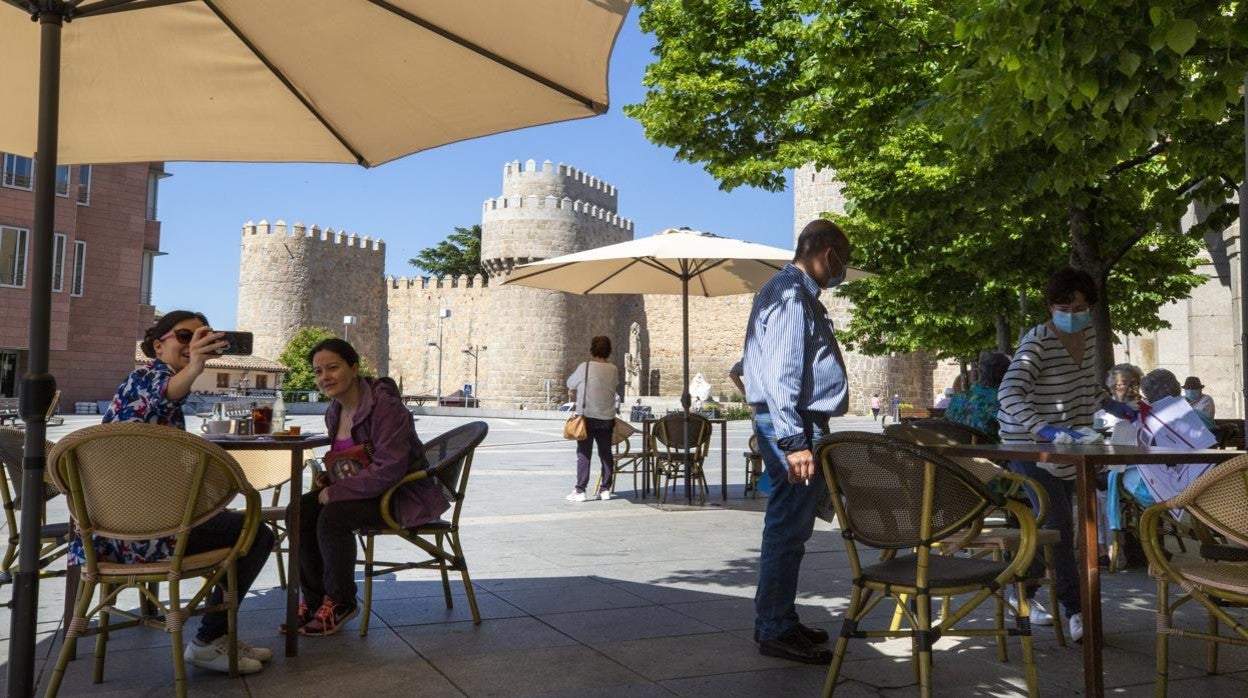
[502,227,870,503]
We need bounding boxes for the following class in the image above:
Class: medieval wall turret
[480,160,634,407]
[237,220,387,374]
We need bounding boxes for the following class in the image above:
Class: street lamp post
[342,315,357,343]
[462,345,486,406]
[430,308,451,404]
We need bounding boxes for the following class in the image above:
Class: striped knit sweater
[997,322,1099,478]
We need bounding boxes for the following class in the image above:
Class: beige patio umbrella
[1,2,630,693]
[503,227,870,503]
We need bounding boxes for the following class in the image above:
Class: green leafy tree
[408,224,482,278]
[626,0,1245,379]
[279,327,337,392]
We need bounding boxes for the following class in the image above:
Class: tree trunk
[1068,203,1114,385]
[995,312,1011,353]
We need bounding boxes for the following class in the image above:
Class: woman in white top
[565,335,620,502]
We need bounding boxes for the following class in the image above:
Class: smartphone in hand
[213,330,254,356]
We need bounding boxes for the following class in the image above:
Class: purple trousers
[574,416,615,493]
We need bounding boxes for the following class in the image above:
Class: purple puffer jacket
[324,376,449,528]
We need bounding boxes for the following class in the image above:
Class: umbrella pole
[9,7,64,697]
[682,272,693,504]
[1241,71,1247,442]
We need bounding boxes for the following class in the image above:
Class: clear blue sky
[152,10,794,329]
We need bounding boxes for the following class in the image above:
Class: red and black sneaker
[300,597,359,637]
[277,598,316,635]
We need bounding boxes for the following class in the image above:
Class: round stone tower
[479,160,635,408]
[236,220,387,373]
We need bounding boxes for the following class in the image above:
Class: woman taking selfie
[72,310,277,675]
[287,337,448,636]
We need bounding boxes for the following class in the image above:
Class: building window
[55,165,70,197]
[139,250,155,305]
[255,375,268,390]
[146,170,160,220]
[71,240,86,297]
[216,373,230,389]
[76,165,91,205]
[52,233,66,292]
[2,154,33,191]
[0,226,28,288]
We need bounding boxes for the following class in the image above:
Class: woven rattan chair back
[653,412,711,457]
[0,426,60,507]
[818,431,998,549]
[907,418,999,445]
[48,423,248,542]
[748,434,759,453]
[421,421,489,507]
[232,448,318,491]
[1168,453,1248,548]
[883,422,1002,486]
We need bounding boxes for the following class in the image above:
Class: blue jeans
[1005,460,1081,617]
[753,411,830,641]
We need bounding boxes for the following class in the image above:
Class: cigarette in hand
[804,478,810,486]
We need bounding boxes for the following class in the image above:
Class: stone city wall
[385,274,492,400]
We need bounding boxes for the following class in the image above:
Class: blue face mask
[1184,389,1199,401]
[824,248,847,288]
[1052,309,1092,333]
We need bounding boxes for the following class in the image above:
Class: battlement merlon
[480,195,634,233]
[500,159,618,211]
[386,273,489,290]
[241,219,386,252]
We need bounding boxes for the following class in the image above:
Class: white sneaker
[1069,612,1084,643]
[238,639,273,662]
[599,489,614,501]
[565,491,587,503]
[1004,587,1054,626]
[185,637,264,674]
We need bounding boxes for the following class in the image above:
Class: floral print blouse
[68,360,185,565]
[944,384,1001,439]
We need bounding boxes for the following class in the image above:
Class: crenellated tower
[480,159,635,407]
[236,220,387,374]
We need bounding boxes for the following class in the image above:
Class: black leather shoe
[797,623,830,645]
[758,631,833,664]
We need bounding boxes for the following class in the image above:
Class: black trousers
[186,511,276,642]
[289,491,387,606]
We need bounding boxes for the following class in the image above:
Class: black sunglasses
[159,329,195,344]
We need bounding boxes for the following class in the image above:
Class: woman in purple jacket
[286,338,449,636]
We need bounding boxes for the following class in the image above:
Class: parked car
[558,402,576,412]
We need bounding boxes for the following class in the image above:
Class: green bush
[721,404,754,421]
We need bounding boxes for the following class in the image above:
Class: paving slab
[4,413,1246,696]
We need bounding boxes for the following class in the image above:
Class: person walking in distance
[744,219,851,663]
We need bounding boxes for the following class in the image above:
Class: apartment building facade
[0,156,164,407]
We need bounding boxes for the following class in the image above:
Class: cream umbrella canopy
[503,228,870,504]
[1,2,629,693]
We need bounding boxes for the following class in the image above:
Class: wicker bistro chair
[817,432,1039,697]
[595,434,650,496]
[650,411,712,504]
[357,421,489,637]
[883,421,1066,648]
[44,423,262,698]
[743,434,764,499]
[1142,453,1248,695]
[231,448,319,590]
[0,427,69,588]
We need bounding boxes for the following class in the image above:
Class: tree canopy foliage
[625,0,1247,375]
[408,224,482,278]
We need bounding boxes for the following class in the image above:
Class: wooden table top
[929,442,1242,466]
[202,433,332,451]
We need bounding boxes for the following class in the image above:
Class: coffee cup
[201,420,231,435]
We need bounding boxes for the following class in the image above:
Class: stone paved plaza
[3,413,1248,696]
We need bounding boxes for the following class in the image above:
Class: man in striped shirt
[996,267,1100,642]
[744,219,850,664]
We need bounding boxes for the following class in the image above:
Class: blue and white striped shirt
[744,263,849,451]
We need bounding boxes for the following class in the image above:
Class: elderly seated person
[1093,363,1143,431]
[945,351,1010,439]
[1107,369,1217,525]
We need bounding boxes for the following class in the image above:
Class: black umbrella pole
[682,275,693,504]
[1241,71,1247,441]
[9,10,63,698]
